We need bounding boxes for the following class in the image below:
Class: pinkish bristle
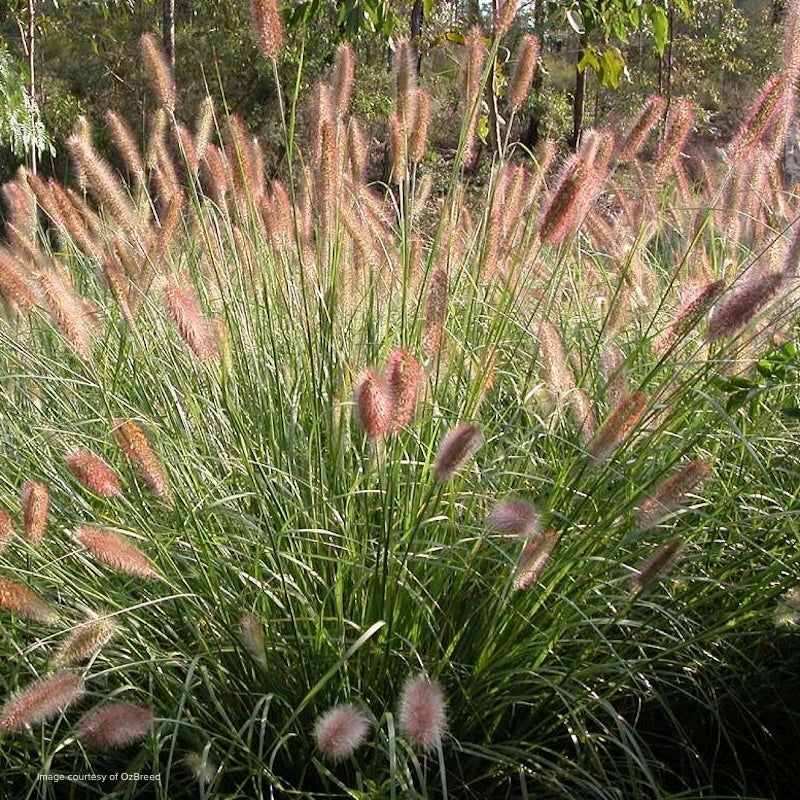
[21,481,48,545]
[38,268,94,361]
[508,35,540,114]
[333,43,355,119]
[461,26,485,167]
[77,702,153,748]
[494,0,518,36]
[513,531,559,590]
[631,538,684,594]
[636,459,711,529]
[398,675,446,751]
[617,95,666,162]
[385,349,420,430]
[569,388,597,444]
[73,526,159,580]
[354,369,393,440]
[0,508,13,553]
[249,0,284,60]
[488,498,540,539]
[112,419,171,501]
[0,672,84,733]
[313,703,371,762]
[728,74,789,159]
[654,99,695,183]
[409,90,430,164]
[589,390,648,464]
[0,578,57,624]
[52,616,118,666]
[65,450,122,497]
[656,278,726,354]
[706,271,784,342]
[161,276,219,364]
[140,32,176,111]
[433,422,484,482]
[422,265,448,359]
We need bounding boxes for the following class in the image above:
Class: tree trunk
[571,48,587,151]
[26,0,36,174]
[410,0,424,73]
[162,0,175,70]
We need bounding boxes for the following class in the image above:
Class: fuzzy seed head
[0,672,84,733]
[74,526,159,580]
[240,615,266,665]
[632,538,684,593]
[488,498,541,539]
[21,481,48,545]
[508,35,539,112]
[162,277,219,363]
[52,617,118,666]
[589,390,648,464]
[618,95,666,162]
[385,348,421,429]
[433,422,484,482]
[0,578,57,624]
[0,508,13,552]
[636,460,711,528]
[77,702,153,748]
[409,89,430,164]
[38,269,93,361]
[398,675,446,751]
[249,0,284,60]
[707,271,784,342]
[313,703,371,762]
[65,450,122,497]
[112,419,171,501]
[140,32,176,111]
[333,43,355,118]
[513,531,559,590]
[354,369,393,440]
[423,266,448,358]
[654,99,695,183]
[657,278,725,354]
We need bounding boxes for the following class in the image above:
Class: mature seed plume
[140,32,176,112]
[73,526,159,579]
[783,0,800,82]
[21,481,48,545]
[0,246,38,312]
[389,113,408,183]
[409,89,430,164]
[194,97,216,162]
[488,498,540,538]
[347,119,368,183]
[313,704,371,762]
[433,422,484,482]
[631,538,684,594]
[333,43,355,119]
[38,269,93,360]
[462,26,485,166]
[184,752,218,785]
[2,174,37,243]
[112,419,171,501]
[67,135,139,237]
[249,0,284,59]
[385,349,420,429]
[77,702,153,748]
[728,74,788,159]
[589,390,648,464]
[706,271,784,342]
[354,369,393,440]
[601,344,629,407]
[240,615,267,665]
[52,617,118,666]
[394,40,418,128]
[654,99,695,183]
[569,388,597,444]
[0,672,84,733]
[0,508,13,553]
[636,459,711,528]
[65,450,122,497]
[106,110,145,187]
[494,0,518,36]
[537,320,576,396]
[0,578,57,624]
[146,108,168,171]
[422,266,448,358]
[618,95,666,162]
[538,151,605,246]
[657,278,725,353]
[508,35,540,113]
[48,182,104,262]
[398,675,446,751]
[513,530,559,590]
[161,277,219,363]
[176,123,200,176]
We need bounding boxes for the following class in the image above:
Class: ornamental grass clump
[0,12,797,800]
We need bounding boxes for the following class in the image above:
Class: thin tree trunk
[163,0,175,70]
[26,0,36,174]
[410,0,424,73]
[571,41,587,151]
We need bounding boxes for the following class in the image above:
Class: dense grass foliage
[0,4,798,798]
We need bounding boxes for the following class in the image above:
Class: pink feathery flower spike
[433,423,484,482]
[488,498,541,539]
[65,450,122,497]
[398,674,447,752]
[354,369,393,440]
[73,526,160,580]
[77,702,153,748]
[313,703,371,762]
[0,672,85,733]
[385,349,421,430]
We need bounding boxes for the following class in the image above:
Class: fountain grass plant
[0,1,799,797]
